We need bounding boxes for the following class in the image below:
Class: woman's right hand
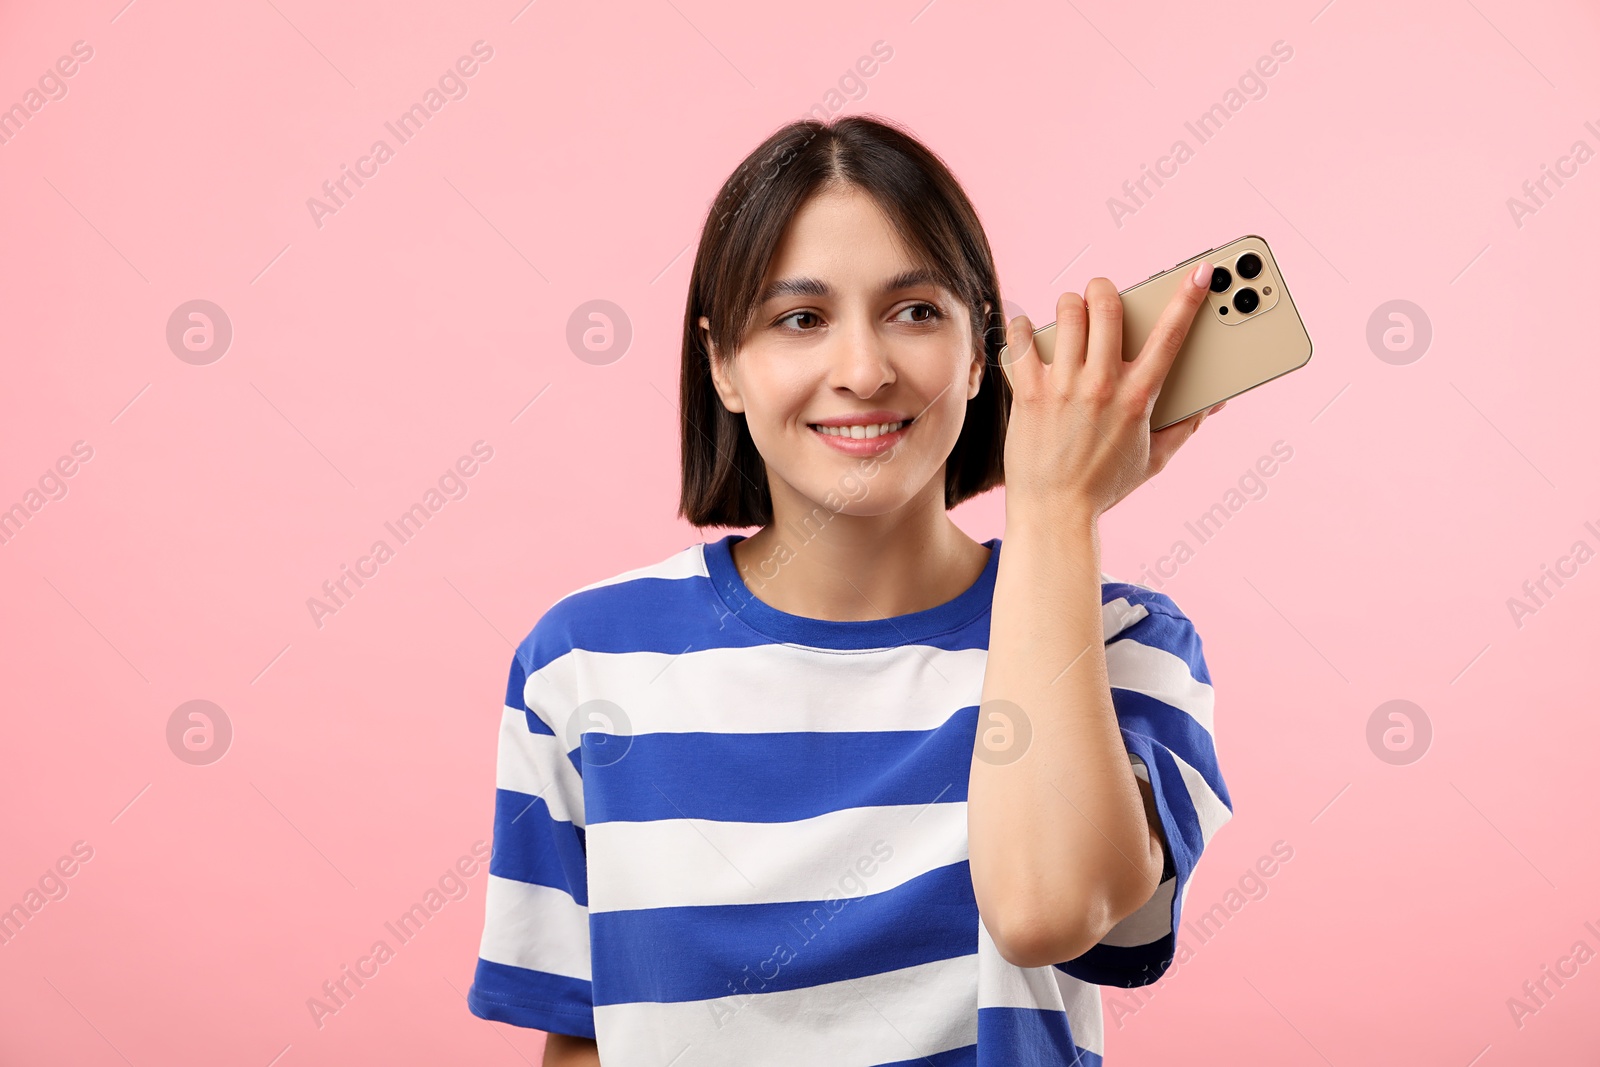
[1001,265,1221,524]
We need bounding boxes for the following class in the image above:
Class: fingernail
[1191,261,1214,289]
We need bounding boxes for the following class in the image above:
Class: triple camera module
[1206,250,1271,321]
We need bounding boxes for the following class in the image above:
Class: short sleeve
[1056,594,1233,987]
[466,642,596,1038]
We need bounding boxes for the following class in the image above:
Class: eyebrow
[755,267,944,306]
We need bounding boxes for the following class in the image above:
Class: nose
[826,313,895,397]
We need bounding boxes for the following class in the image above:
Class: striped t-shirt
[467,533,1232,1065]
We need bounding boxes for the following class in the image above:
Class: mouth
[806,416,916,454]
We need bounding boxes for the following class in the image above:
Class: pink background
[3,0,1598,1063]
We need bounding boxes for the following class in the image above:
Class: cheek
[915,361,975,424]
[736,377,810,452]
[745,367,813,427]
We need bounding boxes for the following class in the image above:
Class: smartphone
[998,234,1313,430]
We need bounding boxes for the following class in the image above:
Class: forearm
[969,505,1163,968]
[543,1033,600,1066]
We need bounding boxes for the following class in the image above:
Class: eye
[896,302,942,324]
[774,310,822,331]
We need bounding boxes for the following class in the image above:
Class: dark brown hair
[677,114,1012,530]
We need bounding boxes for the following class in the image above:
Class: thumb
[1149,407,1209,471]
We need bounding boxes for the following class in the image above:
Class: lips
[806,416,915,455]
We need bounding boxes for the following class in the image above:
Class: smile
[808,420,907,438]
[806,417,915,454]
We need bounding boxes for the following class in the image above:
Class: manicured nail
[1191,261,1214,289]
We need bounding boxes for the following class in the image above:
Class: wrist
[1003,503,1102,564]
[1005,497,1101,541]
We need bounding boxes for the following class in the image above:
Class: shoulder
[512,539,715,675]
[1096,572,1204,657]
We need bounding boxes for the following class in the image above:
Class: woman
[468,114,1233,1066]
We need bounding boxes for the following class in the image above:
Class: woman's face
[704,184,987,519]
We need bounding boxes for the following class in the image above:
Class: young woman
[468,115,1233,1066]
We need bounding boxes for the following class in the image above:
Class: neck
[731,477,990,623]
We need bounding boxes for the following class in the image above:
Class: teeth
[810,420,905,439]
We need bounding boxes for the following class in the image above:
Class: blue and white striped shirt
[467,533,1232,1065]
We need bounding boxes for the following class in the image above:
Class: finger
[1002,314,1039,385]
[1052,289,1088,371]
[1082,277,1124,383]
[1131,261,1214,395]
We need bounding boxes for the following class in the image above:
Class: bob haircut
[677,114,1012,530]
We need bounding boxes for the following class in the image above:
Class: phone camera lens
[1232,287,1260,314]
[1236,253,1262,279]
[1209,266,1232,293]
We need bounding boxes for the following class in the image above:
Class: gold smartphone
[998,234,1313,430]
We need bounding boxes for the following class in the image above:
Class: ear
[969,301,993,400]
[700,315,745,414]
